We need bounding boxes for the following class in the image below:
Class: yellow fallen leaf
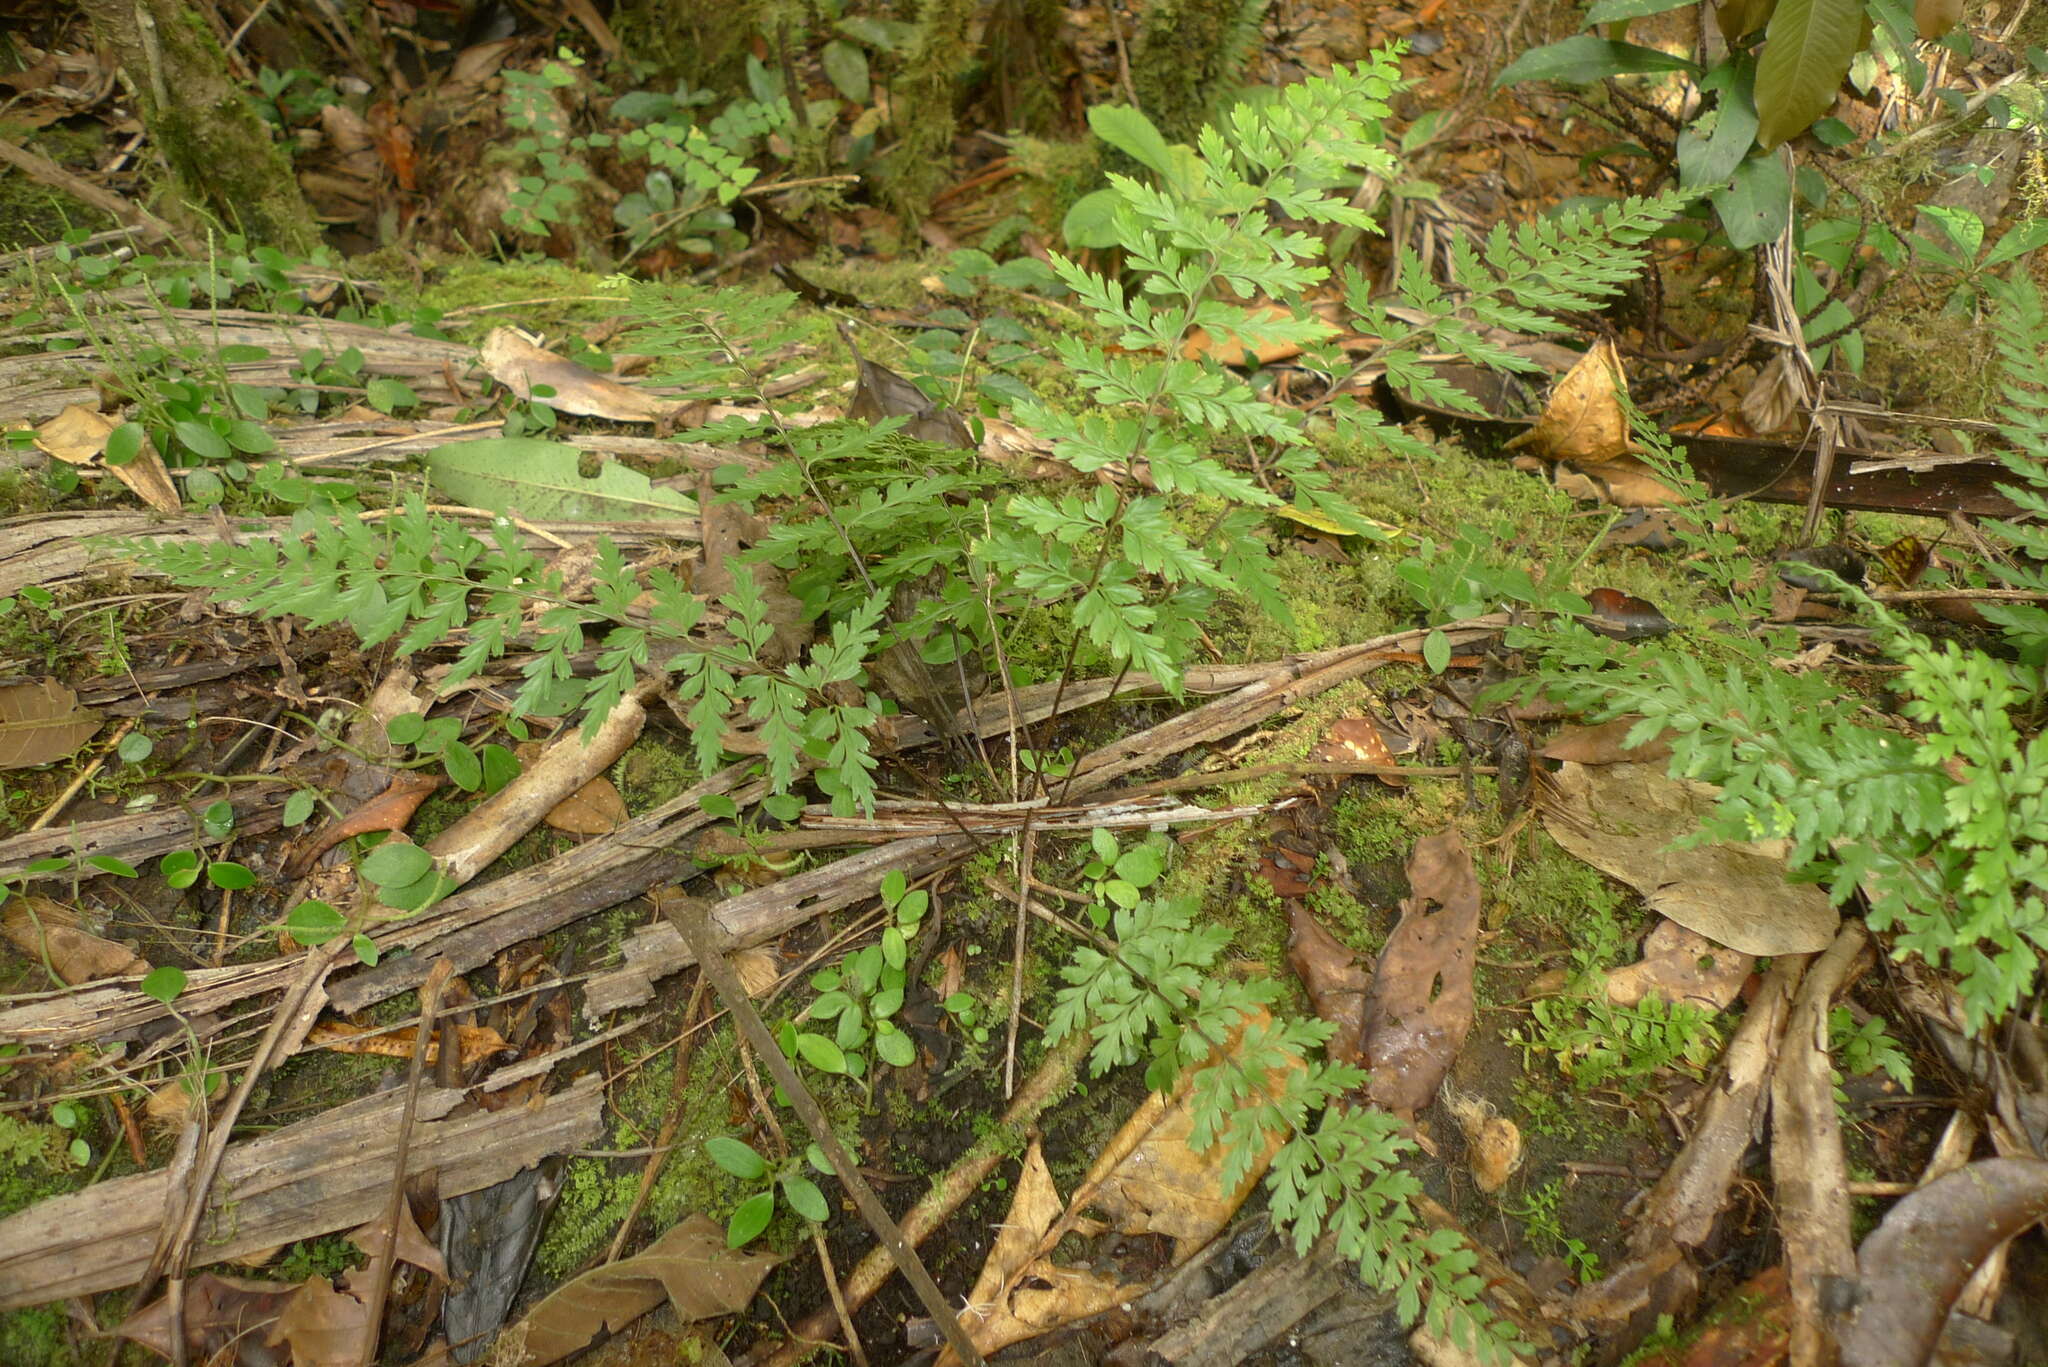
[1504,337,1634,465]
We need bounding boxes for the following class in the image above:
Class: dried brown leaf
[495,1214,777,1367]
[268,1276,373,1367]
[1504,338,1633,465]
[307,1020,512,1069]
[1360,829,1482,1117]
[1606,920,1753,1012]
[1540,717,1674,766]
[1311,715,1403,786]
[0,678,101,769]
[543,774,630,835]
[1287,902,1370,1066]
[1539,761,1838,956]
[116,1271,292,1367]
[2,896,148,983]
[479,327,704,425]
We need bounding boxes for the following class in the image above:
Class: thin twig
[658,898,986,1367]
[603,969,711,1265]
[355,959,454,1367]
[1004,826,1036,1098]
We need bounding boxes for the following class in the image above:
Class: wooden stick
[658,897,986,1367]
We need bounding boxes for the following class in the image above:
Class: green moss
[0,1306,77,1366]
[1129,0,1265,144]
[877,0,980,218]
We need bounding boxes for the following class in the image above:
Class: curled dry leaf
[0,678,102,769]
[480,327,706,426]
[284,770,442,877]
[2,896,148,983]
[1839,1157,2048,1367]
[1539,761,1839,956]
[1540,717,1674,766]
[1360,829,1483,1117]
[307,1020,513,1069]
[268,1275,373,1367]
[542,774,630,835]
[1504,337,1633,465]
[146,1069,226,1128]
[34,403,117,464]
[495,1213,778,1367]
[841,323,975,449]
[1606,919,1753,1012]
[731,947,780,998]
[348,1198,448,1281]
[949,1140,1139,1364]
[1585,587,1678,640]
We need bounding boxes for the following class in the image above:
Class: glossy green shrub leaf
[1709,152,1791,249]
[1495,36,1699,88]
[1087,104,1173,177]
[1754,0,1864,148]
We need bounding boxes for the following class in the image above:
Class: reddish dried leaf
[348,1198,448,1281]
[1541,717,1674,766]
[1311,715,1404,787]
[1286,903,1370,1067]
[116,1272,292,1366]
[1606,920,1753,1011]
[1359,829,1481,1116]
[1253,844,1316,899]
[284,770,441,877]
[2,896,149,983]
[1586,587,1677,640]
[267,1277,373,1367]
[308,1020,512,1069]
[543,775,630,835]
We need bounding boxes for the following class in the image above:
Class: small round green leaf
[286,899,348,947]
[480,744,521,795]
[699,792,738,820]
[706,1136,769,1180]
[795,1032,848,1075]
[140,965,187,1005]
[385,713,426,746]
[283,789,318,827]
[876,1029,916,1067]
[202,800,235,840]
[207,861,257,891]
[1422,628,1451,674]
[117,732,154,763]
[782,1174,830,1222]
[726,1190,775,1248]
[881,927,907,971]
[352,932,380,967]
[442,741,482,792]
[104,423,144,466]
[360,842,433,887]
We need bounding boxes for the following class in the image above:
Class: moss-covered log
[1131,0,1264,143]
[78,0,317,252]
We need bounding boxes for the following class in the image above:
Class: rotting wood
[0,1074,602,1309]
[1147,1234,1350,1366]
[0,788,290,884]
[1772,922,1869,1367]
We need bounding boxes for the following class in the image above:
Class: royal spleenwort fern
[1047,871,1528,1365]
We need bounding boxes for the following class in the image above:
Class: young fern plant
[130,497,891,814]
[1047,838,1528,1365]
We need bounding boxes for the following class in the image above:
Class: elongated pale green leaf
[1754,0,1864,148]
[425,438,697,523]
[1585,0,1698,22]
[1710,151,1792,248]
[1495,35,1700,88]
[1087,104,1174,177]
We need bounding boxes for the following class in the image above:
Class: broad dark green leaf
[1754,0,1864,148]
[1585,0,1699,22]
[821,41,870,101]
[1678,59,1761,191]
[1710,151,1792,248]
[1495,36,1700,88]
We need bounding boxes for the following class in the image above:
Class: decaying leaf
[1083,1064,1285,1255]
[731,947,779,998]
[307,1020,513,1069]
[1915,0,1965,40]
[1605,919,1753,1012]
[1287,902,1371,1067]
[34,403,117,464]
[1585,587,1677,640]
[495,1214,778,1367]
[284,770,442,877]
[1541,717,1674,766]
[1840,1158,2048,1367]
[841,323,975,449]
[348,1199,449,1281]
[1538,761,1839,956]
[2,896,148,984]
[1360,829,1482,1117]
[269,1275,373,1367]
[145,1069,227,1127]
[949,1141,1139,1363]
[542,773,630,835]
[479,327,706,425]
[1311,715,1404,786]
[116,1271,293,1367]
[425,437,698,523]
[1504,338,1633,465]
[0,678,102,769]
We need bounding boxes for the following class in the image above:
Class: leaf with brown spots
[1359,828,1481,1117]
[1311,715,1405,787]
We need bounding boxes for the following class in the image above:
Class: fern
[1048,880,1530,1366]
[128,498,890,815]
